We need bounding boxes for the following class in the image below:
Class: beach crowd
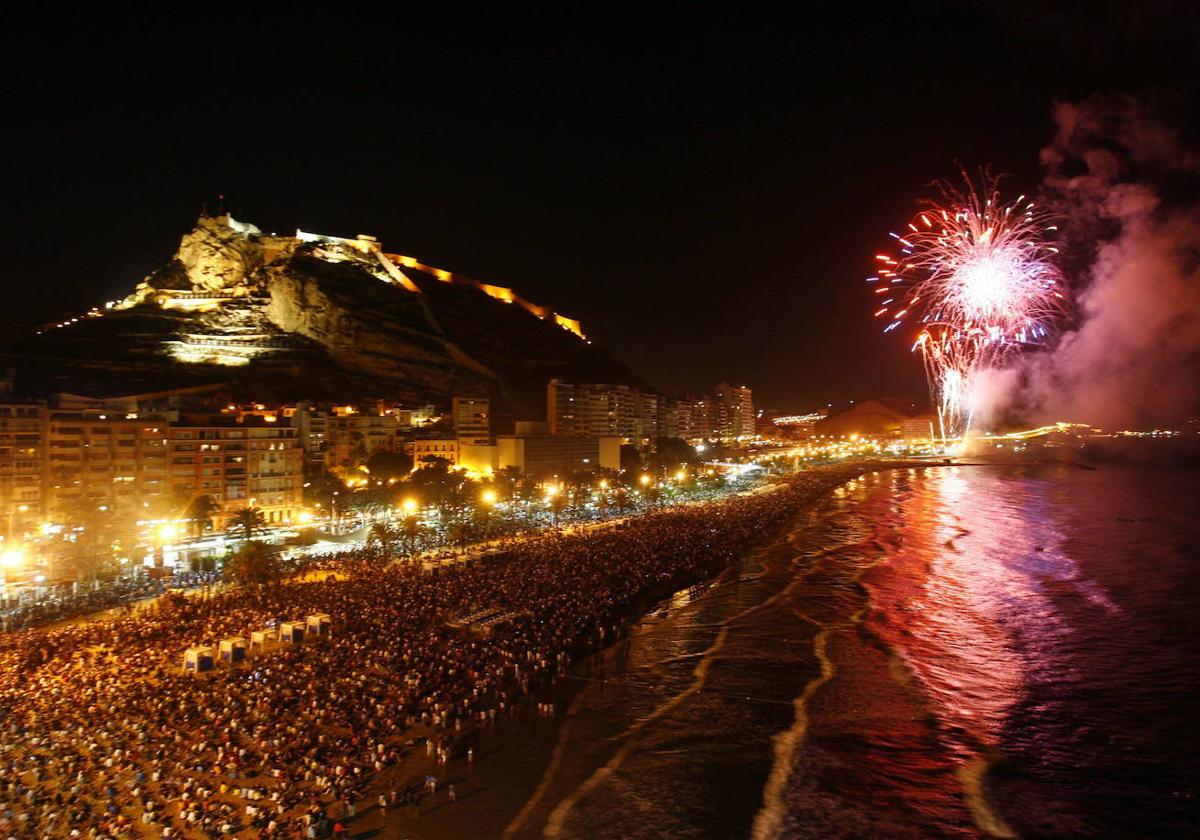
[0,467,868,838]
[1,574,222,634]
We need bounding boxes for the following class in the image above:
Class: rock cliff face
[176,215,267,291]
[130,216,276,298]
[3,215,642,417]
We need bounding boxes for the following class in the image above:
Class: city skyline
[4,6,1196,411]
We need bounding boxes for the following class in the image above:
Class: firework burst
[870,171,1067,441]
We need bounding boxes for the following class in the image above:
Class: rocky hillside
[1,215,643,418]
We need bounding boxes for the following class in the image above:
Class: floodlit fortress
[108,214,586,367]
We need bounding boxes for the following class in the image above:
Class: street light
[402,498,418,515]
[1,545,25,571]
[481,489,497,506]
[639,474,652,487]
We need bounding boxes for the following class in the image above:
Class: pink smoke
[977,94,1200,430]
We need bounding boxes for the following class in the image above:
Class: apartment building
[407,438,458,468]
[716,383,755,438]
[168,418,303,529]
[0,401,46,536]
[546,380,657,444]
[325,411,403,472]
[451,396,490,445]
[42,409,169,520]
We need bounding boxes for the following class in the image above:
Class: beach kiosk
[184,646,215,673]
[218,637,247,664]
[306,613,331,637]
[250,628,278,649]
[279,621,306,644]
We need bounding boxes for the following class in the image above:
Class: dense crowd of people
[0,466,871,838]
[1,573,225,634]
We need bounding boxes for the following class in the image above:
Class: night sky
[3,5,1196,411]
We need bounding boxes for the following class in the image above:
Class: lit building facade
[0,401,46,537]
[549,380,755,444]
[43,410,170,520]
[716,383,755,438]
[169,420,303,528]
[547,380,659,444]
[325,412,403,473]
[407,438,459,468]
[452,396,490,445]
[495,434,621,478]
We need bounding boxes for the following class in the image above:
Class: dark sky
[2,4,1197,411]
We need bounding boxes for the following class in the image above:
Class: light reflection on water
[511,464,1199,839]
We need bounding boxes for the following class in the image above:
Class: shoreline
[0,460,925,839]
[350,460,919,840]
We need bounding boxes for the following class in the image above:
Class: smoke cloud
[978,93,1200,430]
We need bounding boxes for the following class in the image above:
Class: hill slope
[1,215,642,417]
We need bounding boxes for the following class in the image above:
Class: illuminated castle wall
[294,225,586,339]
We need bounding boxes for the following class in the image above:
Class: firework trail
[870,171,1067,441]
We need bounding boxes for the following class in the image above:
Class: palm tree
[228,506,268,542]
[550,492,567,525]
[223,540,280,585]
[367,522,400,558]
[402,515,422,557]
[185,494,218,539]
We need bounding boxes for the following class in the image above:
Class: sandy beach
[334,463,917,840]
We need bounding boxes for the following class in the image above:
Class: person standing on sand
[448,784,456,803]
[378,793,387,816]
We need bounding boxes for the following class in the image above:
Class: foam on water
[508,463,1199,839]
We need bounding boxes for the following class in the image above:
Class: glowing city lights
[1,545,26,571]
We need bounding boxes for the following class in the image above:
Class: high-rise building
[636,392,661,441]
[452,396,490,445]
[549,379,754,444]
[716,384,755,438]
[547,380,658,444]
[292,401,329,467]
[0,400,46,537]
